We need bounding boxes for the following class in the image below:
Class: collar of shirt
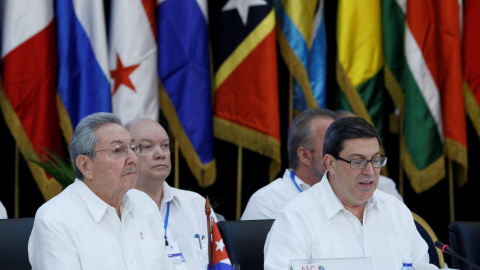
[287,169,311,192]
[161,181,182,208]
[320,172,379,220]
[74,179,134,222]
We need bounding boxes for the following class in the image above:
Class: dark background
[1,0,479,267]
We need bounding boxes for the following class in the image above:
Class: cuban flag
[209,220,233,270]
[55,0,111,140]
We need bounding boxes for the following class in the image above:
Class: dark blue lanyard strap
[290,171,303,192]
[164,201,170,246]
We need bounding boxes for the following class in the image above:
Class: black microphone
[434,241,480,270]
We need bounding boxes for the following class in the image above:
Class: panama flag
[55,0,111,141]
[110,0,159,123]
[209,220,233,270]
[1,0,63,199]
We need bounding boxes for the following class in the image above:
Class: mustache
[122,166,137,176]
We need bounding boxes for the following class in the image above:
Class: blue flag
[275,0,327,111]
[157,0,216,186]
[56,0,111,139]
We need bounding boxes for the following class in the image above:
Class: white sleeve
[264,209,312,270]
[241,192,277,220]
[28,213,81,270]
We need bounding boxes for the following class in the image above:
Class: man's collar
[321,172,378,219]
[162,181,182,207]
[76,179,134,222]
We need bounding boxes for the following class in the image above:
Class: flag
[157,0,216,187]
[422,0,467,186]
[463,0,480,139]
[210,0,281,179]
[336,0,385,141]
[383,0,467,192]
[0,0,63,200]
[55,0,111,141]
[274,0,327,112]
[110,0,159,123]
[208,220,233,270]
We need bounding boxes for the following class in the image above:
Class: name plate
[289,257,374,270]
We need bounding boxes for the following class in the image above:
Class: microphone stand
[434,241,480,270]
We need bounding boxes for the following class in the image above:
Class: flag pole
[236,146,243,220]
[205,196,212,268]
[174,140,179,188]
[15,144,20,218]
[448,158,455,222]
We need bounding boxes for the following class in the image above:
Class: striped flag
[275,0,327,112]
[157,0,216,187]
[406,0,465,189]
[336,0,386,141]
[110,0,159,123]
[382,0,467,191]
[55,0,111,141]
[0,0,63,200]
[210,0,281,179]
[463,0,480,139]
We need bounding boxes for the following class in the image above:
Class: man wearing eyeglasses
[125,118,215,270]
[29,112,174,270]
[264,117,438,270]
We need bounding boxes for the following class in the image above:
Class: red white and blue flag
[209,220,233,270]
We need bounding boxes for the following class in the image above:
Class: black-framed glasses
[95,144,141,157]
[336,156,387,169]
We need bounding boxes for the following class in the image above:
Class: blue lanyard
[164,201,170,246]
[290,171,303,192]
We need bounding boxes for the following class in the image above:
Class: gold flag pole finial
[205,196,212,268]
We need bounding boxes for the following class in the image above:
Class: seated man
[336,110,403,202]
[242,108,402,221]
[29,112,173,270]
[241,108,337,220]
[264,117,437,270]
[126,118,215,270]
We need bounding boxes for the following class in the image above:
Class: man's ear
[76,155,93,180]
[324,154,336,175]
[297,146,312,166]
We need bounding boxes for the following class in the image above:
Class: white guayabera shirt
[28,179,174,270]
[264,172,438,270]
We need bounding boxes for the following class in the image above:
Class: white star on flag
[215,238,226,252]
[221,0,267,25]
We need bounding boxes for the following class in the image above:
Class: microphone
[434,241,480,270]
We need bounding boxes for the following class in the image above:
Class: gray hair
[70,112,122,180]
[288,108,337,169]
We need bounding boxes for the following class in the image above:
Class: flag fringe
[384,65,405,112]
[214,117,281,181]
[159,85,217,187]
[464,80,480,139]
[401,137,445,193]
[0,85,63,200]
[56,93,74,145]
[444,138,468,187]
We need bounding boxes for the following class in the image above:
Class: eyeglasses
[95,144,141,157]
[335,156,387,169]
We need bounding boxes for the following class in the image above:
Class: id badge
[165,242,186,264]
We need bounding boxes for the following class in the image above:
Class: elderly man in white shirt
[28,112,174,270]
[264,117,437,270]
[126,118,215,270]
[242,109,402,221]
